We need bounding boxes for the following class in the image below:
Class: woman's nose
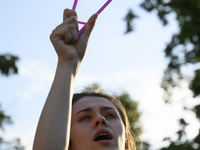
[93,115,108,128]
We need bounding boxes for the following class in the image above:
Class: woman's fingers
[56,16,78,31]
[63,24,78,44]
[51,9,98,48]
[50,24,78,45]
[63,9,77,21]
[51,9,79,45]
[61,9,98,40]
[81,13,98,38]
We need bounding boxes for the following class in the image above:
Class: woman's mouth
[94,129,113,144]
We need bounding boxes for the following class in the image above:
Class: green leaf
[0,54,19,76]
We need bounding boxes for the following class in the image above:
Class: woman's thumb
[82,13,98,38]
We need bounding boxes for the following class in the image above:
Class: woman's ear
[125,140,129,149]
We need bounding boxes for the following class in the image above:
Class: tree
[0,104,12,130]
[0,54,19,76]
[124,0,200,149]
[116,92,150,150]
[124,9,138,33]
[0,54,25,150]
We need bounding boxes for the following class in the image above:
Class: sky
[0,0,199,150]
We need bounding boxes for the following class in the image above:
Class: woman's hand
[50,9,98,62]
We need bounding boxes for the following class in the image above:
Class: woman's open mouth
[94,129,113,144]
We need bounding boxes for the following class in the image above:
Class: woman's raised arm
[33,9,98,150]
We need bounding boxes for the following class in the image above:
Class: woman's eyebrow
[100,106,114,111]
[76,107,92,116]
[76,106,115,116]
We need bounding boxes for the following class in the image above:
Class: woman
[33,9,135,150]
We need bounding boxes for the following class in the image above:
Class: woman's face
[70,96,126,150]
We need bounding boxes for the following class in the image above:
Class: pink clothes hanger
[72,0,112,35]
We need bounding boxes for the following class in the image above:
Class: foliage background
[1,0,199,149]
[124,0,200,149]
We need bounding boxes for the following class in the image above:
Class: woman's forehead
[72,96,118,113]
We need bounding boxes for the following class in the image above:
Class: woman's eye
[81,116,91,121]
[105,114,115,119]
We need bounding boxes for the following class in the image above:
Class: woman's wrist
[57,57,82,76]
